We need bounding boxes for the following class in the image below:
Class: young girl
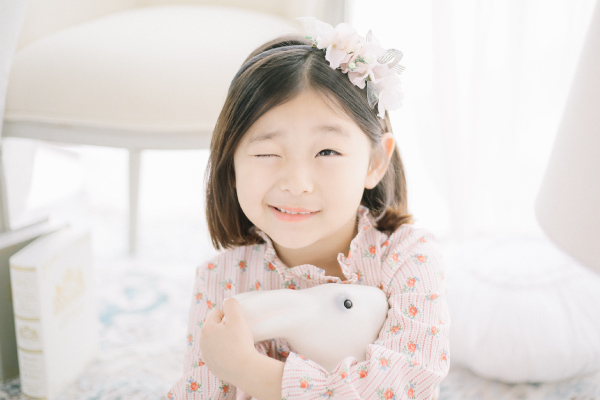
[168,18,450,400]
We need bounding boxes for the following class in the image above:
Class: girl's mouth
[269,206,319,221]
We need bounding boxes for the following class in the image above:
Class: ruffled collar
[253,205,387,284]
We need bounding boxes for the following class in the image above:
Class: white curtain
[348,0,596,242]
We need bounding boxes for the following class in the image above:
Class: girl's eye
[317,149,340,157]
[254,154,277,158]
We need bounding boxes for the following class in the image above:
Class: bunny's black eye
[344,299,353,309]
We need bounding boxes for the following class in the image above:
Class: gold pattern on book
[15,314,40,321]
[17,346,43,354]
[23,392,47,400]
[10,265,36,272]
[54,268,85,315]
[19,326,40,342]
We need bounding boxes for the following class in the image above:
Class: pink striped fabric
[168,206,450,399]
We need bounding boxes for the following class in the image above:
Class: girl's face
[233,89,387,256]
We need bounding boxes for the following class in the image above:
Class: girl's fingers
[205,308,225,324]
[222,297,242,319]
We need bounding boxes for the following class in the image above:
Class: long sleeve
[168,264,238,399]
[168,260,294,400]
[279,230,451,399]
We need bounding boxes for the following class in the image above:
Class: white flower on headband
[296,17,405,118]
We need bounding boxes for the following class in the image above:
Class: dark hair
[205,35,412,250]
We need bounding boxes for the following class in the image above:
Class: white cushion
[6,5,299,133]
[446,237,600,383]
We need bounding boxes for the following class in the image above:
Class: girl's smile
[269,205,320,222]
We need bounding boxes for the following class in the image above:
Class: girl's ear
[365,132,395,189]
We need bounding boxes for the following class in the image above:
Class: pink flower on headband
[297,17,404,118]
[342,40,386,88]
[315,22,362,69]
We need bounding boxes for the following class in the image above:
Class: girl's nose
[279,161,314,196]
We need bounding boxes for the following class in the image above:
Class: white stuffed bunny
[234,283,389,372]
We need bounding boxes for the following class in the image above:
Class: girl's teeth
[276,207,311,215]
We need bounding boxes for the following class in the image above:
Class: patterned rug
[1,257,192,400]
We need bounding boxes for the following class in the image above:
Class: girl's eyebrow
[314,124,350,138]
[247,130,281,145]
[247,125,349,145]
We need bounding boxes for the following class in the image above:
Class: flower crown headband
[229,17,404,119]
[298,17,404,118]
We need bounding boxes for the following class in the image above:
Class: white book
[0,219,64,382]
[9,226,98,399]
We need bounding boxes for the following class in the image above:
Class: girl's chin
[268,232,320,251]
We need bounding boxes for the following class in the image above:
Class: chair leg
[129,149,141,254]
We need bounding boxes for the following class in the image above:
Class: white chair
[0,0,29,233]
[1,0,346,253]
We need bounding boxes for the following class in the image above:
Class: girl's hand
[200,297,257,384]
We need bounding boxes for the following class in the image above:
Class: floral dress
[168,206,450,399]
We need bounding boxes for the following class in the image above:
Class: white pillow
[445,237,600,383]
